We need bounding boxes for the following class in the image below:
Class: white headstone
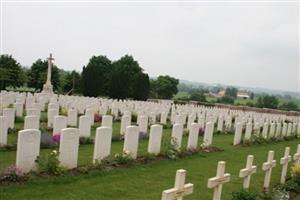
[233,122,243,145]
[148,124,163,155]
[203,122,214,146]
[93,126,112,163]
[47,108,59,127]
[3,108,15,129]
[187,123,200,150]
[59,128,79,169]
[120,115,131,135]
[123,126,139,159]
[67,109,77,126]
[138,115,148,134]
[79,115,91,137]
[102,115,113,128]
[244,122,252,141]
[0,116,8,145]
[53,115,67,135]
[24,115,39,130]
[16,129,41,173]
[171,123,184,150]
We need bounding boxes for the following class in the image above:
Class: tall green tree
[62,70,81,94]
[225,87,238,98]
[0,55,24,90]
[81,55,112,97]
[256,95,279,109]
[108,55,149,100]
[28,59,60,91]
[150,75,179,99]
[278,101,298,111]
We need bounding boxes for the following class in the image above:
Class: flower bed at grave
[0,144,222,185]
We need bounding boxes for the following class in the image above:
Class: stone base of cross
[161,169,193,200]
[42,83,53,94]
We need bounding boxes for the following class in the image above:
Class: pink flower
[94,113,102,123]
[198,127,205,136]
[52,133,61,144]
[4,165,24,176]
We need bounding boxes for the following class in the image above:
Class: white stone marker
[280,147,291,184]
[93,127,112,163]
[217,115,223,132]
[262,122,269,138]
[160,112,167,124]
[262,151,276,191]
[207,161,231,200]
[269,123,275,138]
[102,115,113,128]
[148,124,163,155]
[244,122,252,141]
[171,123,184,150]
[85,108,94,126]
[47,108,59,127]
[233,122,243,145]
[3,108,15,129]
[203,122,214,146]
[79,115,91,137]
[53,115,67,135]
[138,115,148,133]
[120,115,131,135]
[123,126,139,159]
[67,109,77,126]
[275,123,281,137]
[24,115,39,130]
[59,128,79,169]
[0,116,8,145]
[294,144,300,164]
[16,129,41,173]
[239,155,257,189]
[14,102,23,117]
[282,123,287,137]
[161,169,193,200]
[187,123,200,150]
[287,123,292,136]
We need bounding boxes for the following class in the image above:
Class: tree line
[0,54,179,100]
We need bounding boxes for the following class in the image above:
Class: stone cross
[207,161,231,200]
[46,53,54,85]
[280,147,291,184]
[161,169,193,200]
[262,151,276,191]
[239,155,257,189]
[294,144,300,164]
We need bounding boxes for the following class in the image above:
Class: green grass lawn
[0,118,299,200]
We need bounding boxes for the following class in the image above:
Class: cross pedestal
[42,53,54,94]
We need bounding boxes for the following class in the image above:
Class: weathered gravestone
[16,129,41,173]
[59,128,79,169]
[93,126,112,163]
[24,115,39,130]
[123,126,139,159]
[148,124,163,155]
[0,116,8,145]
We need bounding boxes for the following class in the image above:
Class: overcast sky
[1,1,299,92]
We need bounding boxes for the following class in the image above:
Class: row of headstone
[161,144,300,200]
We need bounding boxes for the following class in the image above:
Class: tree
[256,95,279,109]
[225,87,238,98]
[27,59,60,91]
[108,55,148,99]
[218,95,235,104]
[0,55,24,90]
[62,70,81,94]
[150,75,179,99]
[132,73,150,100]
[278,101,298,111]
[189,89,207,102]
[81,55,112,97]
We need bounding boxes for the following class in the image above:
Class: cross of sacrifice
[207,161,231,200]
[280,147,291,184]
[46,53,54,85]
[262,151,276,192]
[161,169,194,200]
[293,144,300,164]
[239,155,257,189]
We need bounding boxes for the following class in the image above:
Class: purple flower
[198,127,205,136]
[94,113,102,123]
[139,132,147,140]
[52,133,61,144]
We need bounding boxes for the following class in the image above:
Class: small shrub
[0,144,17,152]
[15,116,24,123]
[40,133,56,149]
[35,150,67,176]
[165,137,180,160]
[142,153,156,163]
[231,189,259,200]
[8,128,18,134]
[114,150,134,165]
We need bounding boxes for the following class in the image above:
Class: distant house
[218,89,226,97]
[237,92,250,99]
